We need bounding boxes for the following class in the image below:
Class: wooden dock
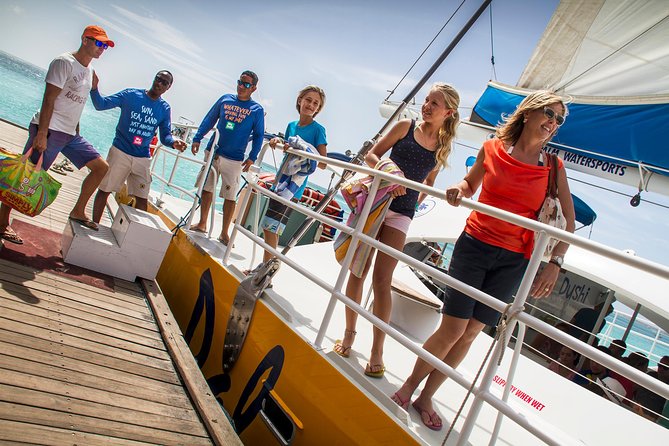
[0,120,242,445]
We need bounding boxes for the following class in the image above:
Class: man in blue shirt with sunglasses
[191,70,265,246]
[89,70,187,223]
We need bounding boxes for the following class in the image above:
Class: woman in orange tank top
[392,90,576,431]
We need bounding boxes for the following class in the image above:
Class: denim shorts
[441,232,529,326]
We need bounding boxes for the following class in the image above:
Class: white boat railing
[153,141,669,444]
[226,147,669,445]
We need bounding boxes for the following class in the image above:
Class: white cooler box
[62,205,172,281]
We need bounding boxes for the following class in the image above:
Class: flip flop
[364,363,386,379]
[217,237,234,248]
[333,340,352,358]
[69,216,99,231]
[0,227,23,245]
[411,401,442,431]
[50,165,67,175]
[391,391,411,411]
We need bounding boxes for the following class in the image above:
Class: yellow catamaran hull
[156,228,417,445]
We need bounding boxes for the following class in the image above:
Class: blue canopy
[472,83,669,175]
[572,194,597,226]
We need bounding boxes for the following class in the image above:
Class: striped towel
[334,159,404,277]
[274,135,317,199]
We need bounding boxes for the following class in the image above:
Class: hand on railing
[173,139,187,152]
[242,159,253,172]
[191,141,200,155]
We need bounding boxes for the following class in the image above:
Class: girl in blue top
[260,85,328,263]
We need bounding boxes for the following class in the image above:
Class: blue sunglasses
[237,79,254,89]
[87,37,109,50]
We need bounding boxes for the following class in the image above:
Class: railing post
[185,130,219,231]
[456,231,550,446]
[314,176,382,348]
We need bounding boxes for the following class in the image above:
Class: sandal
[50,165,67,175]
[333,329,356,358]
[0,226,23,245]
[411,401,442,431]
[69,216,99,231]
[364,363,386,379]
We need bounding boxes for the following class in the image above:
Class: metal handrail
[230,148,669,445]
[154,139,669,444]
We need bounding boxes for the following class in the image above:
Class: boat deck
[0,120,241,445]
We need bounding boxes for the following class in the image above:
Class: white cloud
[11,5,24,14]
[73,2,232,91]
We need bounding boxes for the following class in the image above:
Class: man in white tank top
[0,25,113,244]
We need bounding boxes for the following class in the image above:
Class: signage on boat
[528,267,609,324]
[493,375,546,411]
[183,268,286,435]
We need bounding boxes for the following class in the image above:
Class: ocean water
[0,50,120,157]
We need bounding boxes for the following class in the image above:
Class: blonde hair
[296,85,326,117]
[496,90,568,145]
[431,83,460,169]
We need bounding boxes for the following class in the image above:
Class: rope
[384,0,467,101]
[442,303,524,445]
[488,2,497,80]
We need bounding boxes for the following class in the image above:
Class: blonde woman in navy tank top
[333,84,461,379]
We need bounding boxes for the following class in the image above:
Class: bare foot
[392,383,415,410]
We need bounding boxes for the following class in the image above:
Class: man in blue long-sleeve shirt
[190,70,265,246]
[89,70,186,223]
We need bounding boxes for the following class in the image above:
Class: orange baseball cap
[83,25,115,47]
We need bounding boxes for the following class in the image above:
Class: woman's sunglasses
[543,107,565,126]
[86,37,109,50]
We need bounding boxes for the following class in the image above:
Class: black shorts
[441,232,529,326]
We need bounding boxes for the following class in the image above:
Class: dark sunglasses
[543,107,565,126]
[237,79,254,89]
[154,76,171,87]
[86,37,109,50]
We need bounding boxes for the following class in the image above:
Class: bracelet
[549,259,561,267]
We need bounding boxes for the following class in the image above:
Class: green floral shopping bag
[0,147,62,216]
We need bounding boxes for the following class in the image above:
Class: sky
[0,0,667,267]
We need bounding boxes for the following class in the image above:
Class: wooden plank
[0,328,180,385]
[0,269,153,321]
[0,369,202,424]
[0,295,163,348]
[2,342,185,401]
[0,384,208,437]
[142,280,243,446]
[0,305,170,360]
[0,321,176,380]
[0,348,191,409]
[0,263,148,308]
[0,368,204,424]
[0,418,155,446]
[0,402,213,446]
[0,285,160,336]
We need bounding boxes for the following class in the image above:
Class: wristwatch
[549,255,564,267]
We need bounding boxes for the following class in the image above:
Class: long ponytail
[432,83,460,169]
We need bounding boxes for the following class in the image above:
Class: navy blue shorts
[24,124,100,170]
[441,232,529,326]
